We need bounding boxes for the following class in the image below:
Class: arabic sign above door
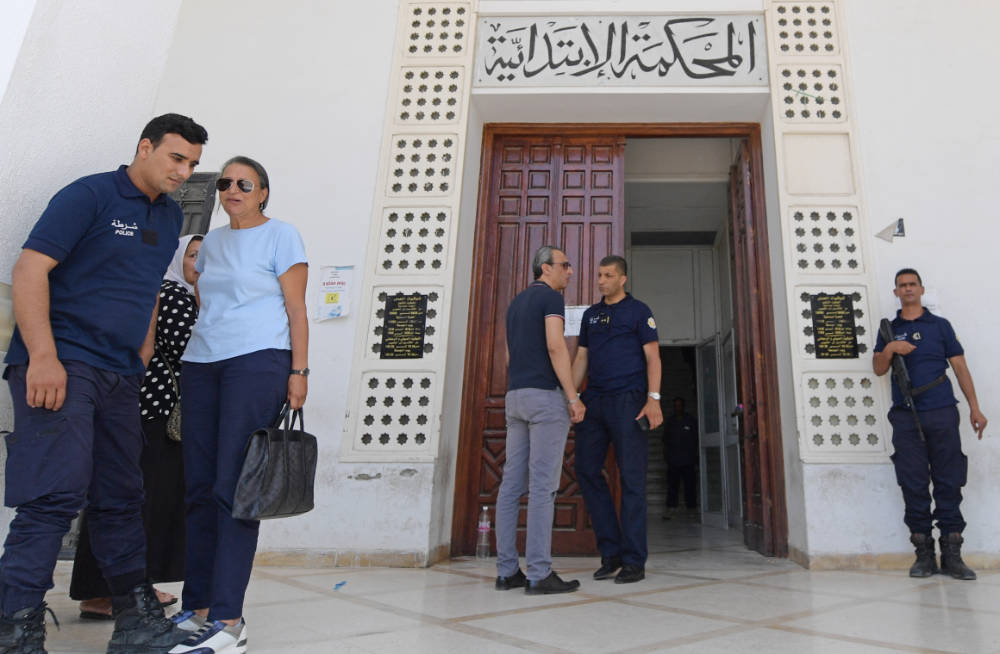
[475,15,768,87]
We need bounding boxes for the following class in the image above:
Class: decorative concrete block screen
[341,1,475,462]
[768,0,889,462]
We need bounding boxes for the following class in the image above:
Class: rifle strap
[911,373,947,396]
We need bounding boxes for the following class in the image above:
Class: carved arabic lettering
[476,15,767,86]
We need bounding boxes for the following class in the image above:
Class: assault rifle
[879,318,925,441]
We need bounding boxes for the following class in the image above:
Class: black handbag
[232,404,317,521]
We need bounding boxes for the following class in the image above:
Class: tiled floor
[38,521,1000,653]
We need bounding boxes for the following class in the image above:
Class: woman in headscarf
[71,234,203,619]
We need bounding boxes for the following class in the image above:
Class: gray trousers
[495,388,570,582]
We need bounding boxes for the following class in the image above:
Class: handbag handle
[272,403,305,431]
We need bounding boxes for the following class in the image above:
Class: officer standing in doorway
[873,268,987,580]
[663,397,698,518]
[572,255,662,584]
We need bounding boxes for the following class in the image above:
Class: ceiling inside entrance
[624,138,731,236]
[626,181,728,234]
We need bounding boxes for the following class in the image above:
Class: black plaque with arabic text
[379,293,428,359]
[810,293,859,359]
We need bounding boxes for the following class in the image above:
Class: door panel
[456,134,625,555]
[728,139,786,556]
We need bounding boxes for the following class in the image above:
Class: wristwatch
[290,368,310,377]
[648,392,661,401]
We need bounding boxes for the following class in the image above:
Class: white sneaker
[168,619,247,653]
[171,610,206,632]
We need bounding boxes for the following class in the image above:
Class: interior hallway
[41,524,1000,653]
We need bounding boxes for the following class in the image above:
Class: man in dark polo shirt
[572,255,661,584]
[874,268,987,581]
[495,245,585,596]
[0,114,208,653]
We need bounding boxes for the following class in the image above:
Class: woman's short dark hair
[222,155,270,210]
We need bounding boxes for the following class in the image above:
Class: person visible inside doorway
[873,268,987,581]
[494,245,584,596]
[572,255,662,584]
[663,397,699,519]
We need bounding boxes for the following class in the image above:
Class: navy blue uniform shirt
[579,293,658,394]
[5,166,182,375]
[506,281,564,391]
[873,308,963,411]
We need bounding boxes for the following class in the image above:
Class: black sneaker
[593,557,622,580]
[106,583,189,654]
[525,572,580,595]
[614,564,645,584]
[495,569,527,590]
[0,603,55,654]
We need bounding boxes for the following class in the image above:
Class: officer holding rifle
[873,268,986,580]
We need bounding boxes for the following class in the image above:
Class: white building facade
[1,0,998,569]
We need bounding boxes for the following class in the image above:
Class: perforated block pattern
[375,208,451,274]
[802,373,884,453]
[790,206,862,273]
[772,3,839,55]
[357,372,437,451]
[405,4,470,57]
[779,65,845,122]
[397,67,464,124]
[388,135,458,197]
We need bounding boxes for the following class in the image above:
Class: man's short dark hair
[894,268,922,287]
[139,113,208,148]
[599,255,627,275]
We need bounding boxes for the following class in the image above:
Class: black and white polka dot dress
[141,280,198,421]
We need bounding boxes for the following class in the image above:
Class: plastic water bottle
[476,506,491,560]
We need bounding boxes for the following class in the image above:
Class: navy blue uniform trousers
[889,405,967,535]
[180,348,288,621]
[574,389,648,567]
[0,362,146,615]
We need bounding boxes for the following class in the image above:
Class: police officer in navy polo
[873,268,987,581]
[572,255,662,584]
[0,114,208,653]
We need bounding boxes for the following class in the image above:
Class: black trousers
[666,464,698,509]
[70,418,186,600]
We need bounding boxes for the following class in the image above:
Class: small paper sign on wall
[564,306,587,337]
[317,265,353,320]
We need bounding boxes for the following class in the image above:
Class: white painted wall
[0,0,185,541]
[807,0,1000,556]
[0,0,35,105]
[152,0,402,554]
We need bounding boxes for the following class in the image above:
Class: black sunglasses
[548,261,572,269]
[215,177,255,193]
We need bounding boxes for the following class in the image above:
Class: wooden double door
[452,125,787,558]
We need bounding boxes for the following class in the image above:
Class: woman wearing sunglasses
[170,156,308,654]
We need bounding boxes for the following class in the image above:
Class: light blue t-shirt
[183,218,307,363]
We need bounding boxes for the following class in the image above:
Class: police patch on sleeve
[647,317,656,329]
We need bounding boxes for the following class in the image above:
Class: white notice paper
[564,305,588,337]
[317,265,353,320]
